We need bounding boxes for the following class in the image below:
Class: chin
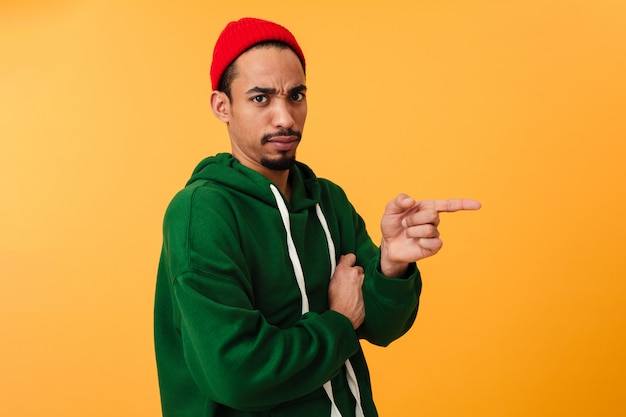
[261,155,296,171]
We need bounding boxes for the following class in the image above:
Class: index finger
[420,199,482,213]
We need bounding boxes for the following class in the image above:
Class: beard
[260,129,301,171]
[261,153,296,171]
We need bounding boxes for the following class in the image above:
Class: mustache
[261,129,302,144]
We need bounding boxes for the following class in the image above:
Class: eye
[291,92,305,101]
[251,95,268,104]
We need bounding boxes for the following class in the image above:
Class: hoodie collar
[186,153,320,212]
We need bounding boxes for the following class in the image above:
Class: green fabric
[154,153,422,417]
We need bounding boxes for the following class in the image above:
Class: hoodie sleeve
[321,181,422,347]
[359,250,421,346]
[158,185,361,411]
[354,209,422,346]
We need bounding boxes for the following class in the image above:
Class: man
[154,17,480,417]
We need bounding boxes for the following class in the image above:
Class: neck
[265,169,291,201]
[229,150,293,200]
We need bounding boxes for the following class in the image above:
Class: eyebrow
[245,84,307,95]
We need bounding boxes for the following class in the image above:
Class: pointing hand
[379,195,481,277]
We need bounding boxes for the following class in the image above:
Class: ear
[210,91,230,123]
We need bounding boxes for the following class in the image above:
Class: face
[212,46,307,175]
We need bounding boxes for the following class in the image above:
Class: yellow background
[1,1,625,416]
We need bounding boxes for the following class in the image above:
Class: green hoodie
[154,153,421,417]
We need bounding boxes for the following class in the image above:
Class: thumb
[338,253,357,267]
[384,194,416,216]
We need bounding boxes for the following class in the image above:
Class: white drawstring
[270,184,365,417]
[269,185,309,315]
[315,204,336,273]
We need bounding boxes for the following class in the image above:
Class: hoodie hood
[186,153,321,212]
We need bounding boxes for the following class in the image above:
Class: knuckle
[426,210,439,222]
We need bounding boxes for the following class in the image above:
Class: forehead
[231,46,306,91]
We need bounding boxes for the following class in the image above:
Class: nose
[271,99,296,129]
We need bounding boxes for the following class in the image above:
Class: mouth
[267,137,300,151]
[262,130,302,152]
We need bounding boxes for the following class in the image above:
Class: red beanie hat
[210,17,306,91]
